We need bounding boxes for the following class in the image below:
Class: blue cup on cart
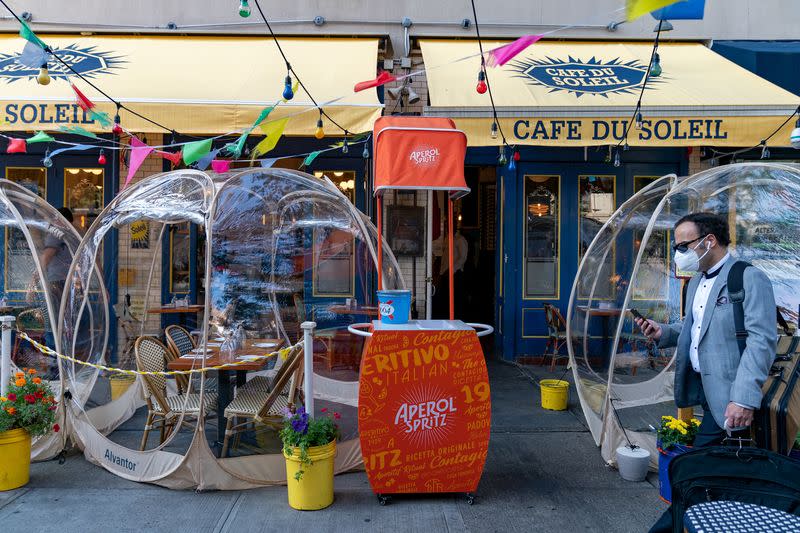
[376,290,412,324]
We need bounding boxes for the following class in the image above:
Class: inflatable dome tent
[0,179,108,461]
[567,162,800,468]
[60,167,404,489]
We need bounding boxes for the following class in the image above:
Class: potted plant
[0,368,59,490]
[656,415,700,503]
[280,405,340,510]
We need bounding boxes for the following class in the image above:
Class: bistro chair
[134,336,218,451]
[220,344,304,457]
[543,303,571,371]
[165,324,218,393]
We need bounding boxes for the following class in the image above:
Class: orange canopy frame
[372,117,469,320]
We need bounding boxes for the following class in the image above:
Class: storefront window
[524,175,559,298]
[578,175,615,299]
[6,167,46,198]
[314,171,356,204]
[64,168,104,234]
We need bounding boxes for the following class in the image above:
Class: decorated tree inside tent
[59,168,405,490]
[567,163,800,470]
[0,179,108,462]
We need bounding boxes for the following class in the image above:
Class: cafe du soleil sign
[0,44,125,127]
[358,328,491,495]
[505,56,730,143]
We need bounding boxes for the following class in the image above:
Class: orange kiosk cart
[348,117,493,505]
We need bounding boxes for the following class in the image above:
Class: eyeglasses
[672,235,705,253]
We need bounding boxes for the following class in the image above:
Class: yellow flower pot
[0,428,31,491]
[109,374,136,401]
[283,440,336,510]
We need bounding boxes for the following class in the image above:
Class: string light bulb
[342,136,349,154]
[98,149,106,165]
[112,114,123,136]
[508,153,516,172]
[623,141,630,152]
[283,74,294,100]
[490,121,498,140]
[37,62,50,85]
[790,118,800,149]
[42,149,52,168]
[513,150,521,161]
[649,52,662,78]
[498,146,507,166]
[362,143,370,159]
[761,143,770,159]
[314,113,325,140]
[238,0,251,18]
[635,112,643,130]
[613,149,621,167]
[476,70,487,94]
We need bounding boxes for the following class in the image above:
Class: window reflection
[579,175,615,299]
[633,176,669,300]
[524,175,559,298]
[6,167,46,198]
[314,171,356,204]
[64,168,103,234]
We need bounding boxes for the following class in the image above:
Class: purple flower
[291,413,309,434]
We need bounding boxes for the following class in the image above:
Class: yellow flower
[14,378,26,387]
[679,427,687,435]
[0,396,6,402]
[691,418,701,426]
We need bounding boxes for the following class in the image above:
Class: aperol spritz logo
[0,44,125,83]
[508,56,660,98]
[408,146,440,167]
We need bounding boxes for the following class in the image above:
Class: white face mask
[674,236,711,272]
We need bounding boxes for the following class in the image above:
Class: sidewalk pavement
[0,361,666,533]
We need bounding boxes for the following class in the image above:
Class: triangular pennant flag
[626,0,680,20]
[486,35,544,67]
[302,150,322,168]
[89,110,112,128]
[18,41,49,69]
[57,125,98,138]
[253,106,275,128]
[253,118,289,157]
[354,71,397,92]
[7,138,26,154]
[156,150,182,165]
[70,84,95,111]
[225,106,275,157]
[26,131,54,144]
[19,20,48,50]
[195,148,221,171]
[50,144,93,158]
[259,157,279,168]
[182,138,213,166]
[211,159,231,173]
[124,136,154,190]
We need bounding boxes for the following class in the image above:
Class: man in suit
[638,212,776,532]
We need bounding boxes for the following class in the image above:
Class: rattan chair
[220,344,304,457]
[135,336,218,450]
[543,303,571,371]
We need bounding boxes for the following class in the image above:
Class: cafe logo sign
[409,146,440,167]
[509,56,659,97]
[0,44,125,83]
[379,300,396,320]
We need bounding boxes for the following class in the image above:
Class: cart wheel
[378,494,391,506]
[466,493,475,505]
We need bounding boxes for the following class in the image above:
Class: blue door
[497,158,681,359]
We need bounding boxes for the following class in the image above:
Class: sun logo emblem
[507,56,662,98]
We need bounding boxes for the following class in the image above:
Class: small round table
[684,501,800,533]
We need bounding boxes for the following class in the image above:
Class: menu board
[358,328,491,495]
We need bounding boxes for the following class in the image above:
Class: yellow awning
[0,34,382,135]
[421,40,799,147]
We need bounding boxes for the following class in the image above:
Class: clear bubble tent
[59,168,403,489]
[568,162,800,468]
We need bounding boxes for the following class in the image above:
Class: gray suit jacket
[658,255,777,428]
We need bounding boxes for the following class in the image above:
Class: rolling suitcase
[754,341,800,454]
[668,446,800,533]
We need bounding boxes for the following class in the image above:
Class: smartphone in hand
[630,308,646,321]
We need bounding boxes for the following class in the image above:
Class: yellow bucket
[284,440,336,510]
[110,375,135,401]
[0,428,31,491]
[540,379,569,411]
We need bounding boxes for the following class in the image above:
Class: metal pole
[301,321,316,417]
[426,190,433,320]
[1,315,15,396]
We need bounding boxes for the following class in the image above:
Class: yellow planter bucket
[540,379,569,411]
[110,375,136,401]
[0,428,31,491]
[284,440,336,510]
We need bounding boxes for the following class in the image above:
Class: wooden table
[328,304,380,317]
[166,337,285,449]
[146,305,205,315]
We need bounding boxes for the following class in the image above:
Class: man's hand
[724,402,754,429]
[635,317,662,341]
